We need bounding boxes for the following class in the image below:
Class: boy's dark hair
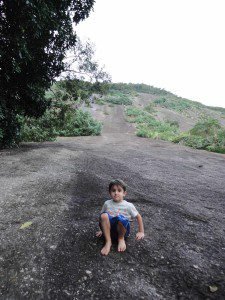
[109,179,127,192]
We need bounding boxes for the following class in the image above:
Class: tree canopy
[62,37,111,83]
[0,0,94,148]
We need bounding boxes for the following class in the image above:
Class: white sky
[76,0,225,108]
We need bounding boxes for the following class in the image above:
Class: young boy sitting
[96,179,144,256]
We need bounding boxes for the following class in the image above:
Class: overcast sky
[76,0,225,108]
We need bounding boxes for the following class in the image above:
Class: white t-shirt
[101,199,139,220]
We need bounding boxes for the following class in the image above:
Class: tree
[51,37,111,103]
[0,0,94,148]
[62,37,111,84]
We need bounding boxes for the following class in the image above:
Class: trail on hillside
[0,104,225,299]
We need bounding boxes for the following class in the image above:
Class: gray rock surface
[0,105,225,299]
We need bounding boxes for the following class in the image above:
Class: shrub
[136,122,178,141]
[135,114,155,123]
[189,118,220,136]
[19,108,102,142]
[125,106,180,141]
[95,98,106,105]
[103,91,133,105]
[57,109,102,136]
[217,129,225,147]
[125,107,145,117]
[173,133,211,149]
[125,107,153,123]
[136,124,152,138]
[173,118,225,153]
[127,107,192,144]
[154,97,167,105]
[18,110,59,142]
[165,120,179,128]
[144,103,156,114]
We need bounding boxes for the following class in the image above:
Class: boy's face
[110,184,127,202]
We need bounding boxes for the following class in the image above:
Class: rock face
[0,105,225,299]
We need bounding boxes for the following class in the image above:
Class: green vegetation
[125,106,225,154]
[0,0,95,148]
[108,84,225,128]
[17,78,106,143]
[95,98,106,105]
[173,118,225,153]
[17,78,107,143]
[165,120,179,127]
[0,37,110,147]
[125,107,153,123]
[103,90,133,105]
[47,78,110,106]
[18,112,58,142]
[109,83,225,118]
[153,96,203,112]
[136,122,179,141]
[125,107,179,141]
[19,108,102,142]
[144,103,156,114]
[205,105,225,114]
[109,83,170,96]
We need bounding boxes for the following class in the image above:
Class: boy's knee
[100,213,109,222]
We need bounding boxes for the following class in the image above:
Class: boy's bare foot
[101,241,112,256]
[118,238,126,252]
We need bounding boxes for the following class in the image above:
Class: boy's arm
[136,213,144,240]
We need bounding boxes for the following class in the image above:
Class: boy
[96,179,144,256]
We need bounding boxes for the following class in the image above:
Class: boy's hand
[136,232,144,240]
[96,230,103,237]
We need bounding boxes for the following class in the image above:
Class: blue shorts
[100,212,130,238]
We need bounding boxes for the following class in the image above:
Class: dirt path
[0,105,225,299]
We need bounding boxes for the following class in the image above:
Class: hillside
[107,83,225,131]
[91,83,225,154]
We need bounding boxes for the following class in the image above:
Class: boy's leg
[100,213,112,256]
[117,221,127,252]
